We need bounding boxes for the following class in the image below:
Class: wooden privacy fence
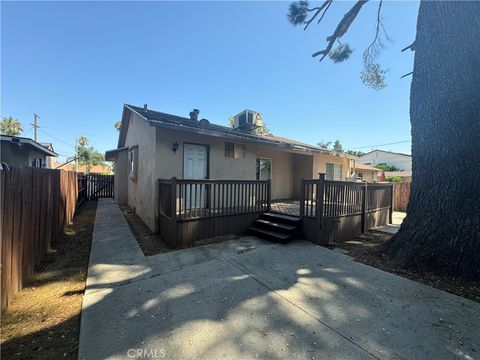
[1,166,78,310]
[158,178,270,248]
[300,175,393,245]
[86,174,114,200]
[393,182,411,212]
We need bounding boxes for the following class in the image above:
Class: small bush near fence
[1,166,78,310]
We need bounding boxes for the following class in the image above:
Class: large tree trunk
[385,1,480,280]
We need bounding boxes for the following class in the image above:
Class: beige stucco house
[106,104,371,232]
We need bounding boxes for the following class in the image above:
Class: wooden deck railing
[157,178,271,248]
[300,174,393,244]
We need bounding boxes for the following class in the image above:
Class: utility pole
[31,114,40,141]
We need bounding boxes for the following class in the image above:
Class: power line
[38,129,76,149]
[350,140,411,150]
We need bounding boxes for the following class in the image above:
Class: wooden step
[248,226,291,243]
[254,219,297,233]
[262,212,301,224]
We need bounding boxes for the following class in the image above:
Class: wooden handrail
[175,179,269,185]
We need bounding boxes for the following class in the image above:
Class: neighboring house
[53,161,112,174]
[40,142,56,168]
[106,104,367,232]
[359,149,412,172]
[354,162,381,182]
[0,135,57,168]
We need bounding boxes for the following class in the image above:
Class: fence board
[393,182,410,212]
[0,166,78,310]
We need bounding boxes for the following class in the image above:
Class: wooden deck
[270,199,303,217]
[158,177,393,248]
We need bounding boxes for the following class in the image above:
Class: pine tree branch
[304,1,333,31]
[401,41,416,52]
[400,71,413,79]
[312,0,369,61]
[363,0,384,65]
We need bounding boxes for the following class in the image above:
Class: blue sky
[2,1,419,162]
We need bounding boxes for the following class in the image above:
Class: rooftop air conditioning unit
[233,110,263,132]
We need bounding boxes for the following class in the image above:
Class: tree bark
[384,1,480,280]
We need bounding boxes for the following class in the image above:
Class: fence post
[170,177,177,245]
[361,182,367,233]
[317,173,325,219]
[170,177,177,219]
[316,174,325,239]
[299,179,305,217]
[267,178,272,212]
[389,183,394,224]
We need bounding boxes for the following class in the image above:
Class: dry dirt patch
[119,205,172,256]
[333,231,480,303]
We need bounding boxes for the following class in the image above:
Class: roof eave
[147,120,314,150]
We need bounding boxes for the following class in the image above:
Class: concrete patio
[79,199,479,360]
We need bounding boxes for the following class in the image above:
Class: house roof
[355,162,380,171]
[385,170,412,177]
[118,104,334,154]
[40,142,55,152]
[105,146,128,161]
[0,135,58,157]
[360,149,412,158]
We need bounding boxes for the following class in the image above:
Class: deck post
[389,183,394,224]
[267,178,272,212]
[299,179,305,217]
[361,182,367,233]
[316,173,326,240]
[170,177,177,246]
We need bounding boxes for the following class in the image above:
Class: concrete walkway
[79,200,479,360]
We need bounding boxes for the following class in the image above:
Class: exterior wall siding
[312,153,352,181]
[293,153,313,199]
[255,145,294,200]
[114,149,128,205]
[124,112,157,231]
[154,127,256,181]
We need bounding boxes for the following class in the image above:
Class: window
[225,142,245,159]
[326,163,343,181]
[256,158,272,180]
[31,158,43,168]
[225,142,234,158]
[128,146,138,181]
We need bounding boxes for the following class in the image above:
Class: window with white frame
[326,163,343,181]
[128,146,138,181]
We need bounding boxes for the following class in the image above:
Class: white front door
[183,144,208,179]
[183,144,208,211]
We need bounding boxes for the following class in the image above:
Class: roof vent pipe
[190,109,200,121]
